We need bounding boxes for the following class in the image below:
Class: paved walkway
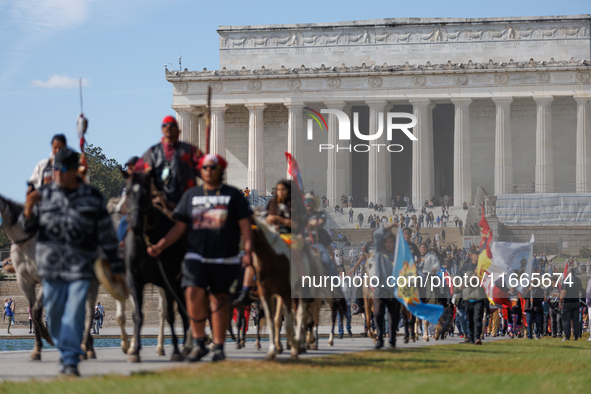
[0,325,502,382]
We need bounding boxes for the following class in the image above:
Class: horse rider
[20,147,126,376]
[135,115,203,211]
[28,134,67,190]
[147,153,253,362]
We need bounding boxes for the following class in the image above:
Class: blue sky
[0,0,588,201]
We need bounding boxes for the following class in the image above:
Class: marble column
[209,105,228,156]
[534,96,554,193]
[285,101,304,180]
[492,97,513,195]
[175,107,194,144]
[451,98,473,206]
[325,101,347,208]
[341,105,352,200]
[574,96,591,192]
[246,104,267,195]
[367,100,388,207]
[410,99,433,208]
[427,102,436,196]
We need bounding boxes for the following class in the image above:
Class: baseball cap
[54,147,80,171]
[162,115,177,126]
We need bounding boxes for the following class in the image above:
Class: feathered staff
[77,78,89,181]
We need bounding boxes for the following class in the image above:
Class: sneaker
[374,338,384,349]
[185,346,210,362]
[61,365,80,377]
[563,337,569,341]
[212,349,226,362]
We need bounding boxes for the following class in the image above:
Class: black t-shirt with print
[174,184,252,259]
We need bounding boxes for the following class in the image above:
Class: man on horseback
[147,153,253,362]
[19,147,125,376]
[137,116,203,210]
[28,134,67,190]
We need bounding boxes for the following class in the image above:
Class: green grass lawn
[2,336,590,394]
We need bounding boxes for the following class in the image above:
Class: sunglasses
[53,165,73,173]
[201,165,218,171]
[162,122,176,127]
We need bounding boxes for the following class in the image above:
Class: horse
[0,194,98,360]
[250,218,299,360]
[123,172,191,362]
[106,196,172,357]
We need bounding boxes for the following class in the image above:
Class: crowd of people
[4,114,591,378]
[329,233,590,346]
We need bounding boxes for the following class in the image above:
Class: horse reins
[133,199,234,325]
[0,233,35,250]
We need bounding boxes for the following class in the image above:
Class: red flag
[478,205,492,258]
[559,260,570,290]
[285,152,304,192]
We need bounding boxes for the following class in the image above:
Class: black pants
[562,302,579,340]
[549,308,562,336]
[401,306,416,340]
[373,298,401,346]
[466,300,485,343]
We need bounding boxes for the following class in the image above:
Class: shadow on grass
[276,347,444,371]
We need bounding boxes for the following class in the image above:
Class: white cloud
[31,74,90,89]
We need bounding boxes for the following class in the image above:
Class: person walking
[5,298,14,335]
[2,298,7,323]
[148,154,252,362]
[372,223,401,349]
[560,268,584,341]
[96,301,105,329]
[20,147,125,376]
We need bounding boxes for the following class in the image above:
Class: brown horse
[250,218,299,360]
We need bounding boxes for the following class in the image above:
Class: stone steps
[0,279,176,328]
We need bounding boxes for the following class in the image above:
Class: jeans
[337,299,352,335]
[525,311,543,339]
[457,305,471,338]
[562,302,579,340]
[43,279,91,367]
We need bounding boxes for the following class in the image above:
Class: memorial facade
[166,15,591,208]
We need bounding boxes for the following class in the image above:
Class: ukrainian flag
[392,228,444,325]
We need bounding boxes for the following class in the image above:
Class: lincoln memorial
[165,15,591,208]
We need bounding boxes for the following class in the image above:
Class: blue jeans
[337,299,352,335]
[457,305,471,338]
[43,279,91,367]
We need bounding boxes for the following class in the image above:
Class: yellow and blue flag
[393,228,444,325]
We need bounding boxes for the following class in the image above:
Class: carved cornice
[166,58,591,82]
[217,21,590,49]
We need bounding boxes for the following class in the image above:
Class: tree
[0,228,10,251]
[85,144,124,199]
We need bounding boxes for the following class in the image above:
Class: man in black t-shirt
[148,154,252,362]
[560,268,584,341]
